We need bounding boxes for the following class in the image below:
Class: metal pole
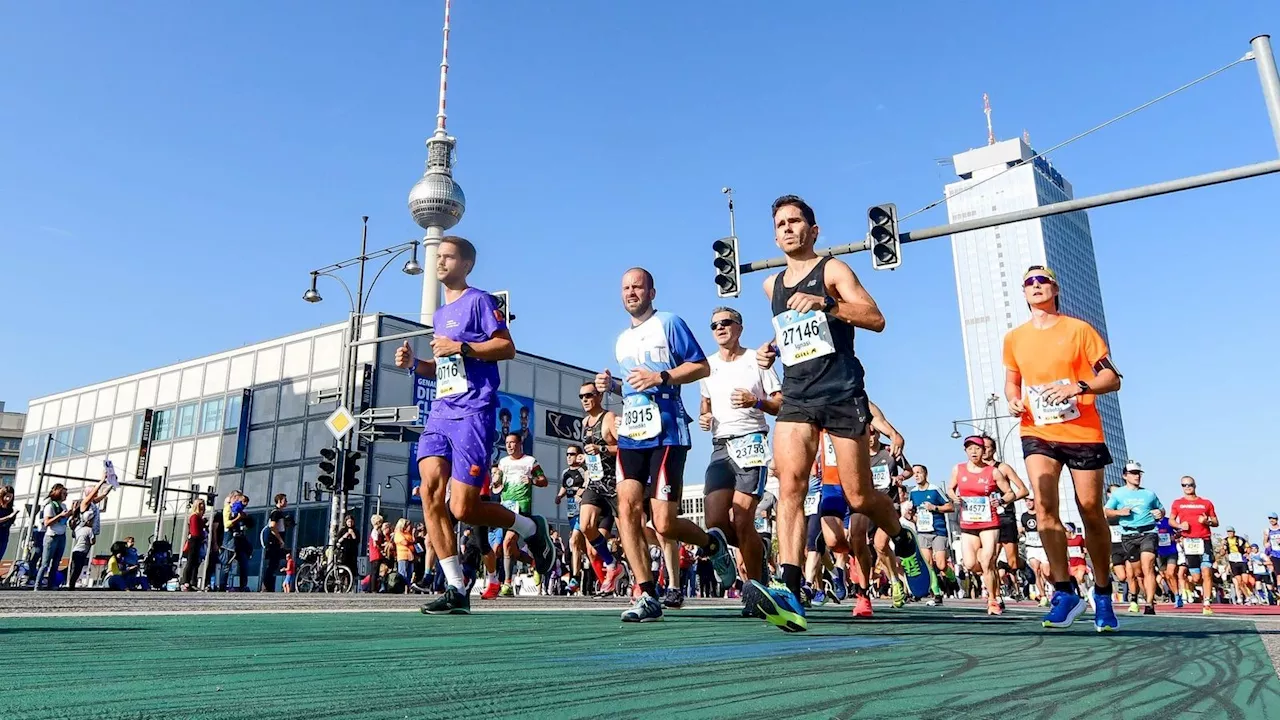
[1251,35,1280,154]
[152,466,169,543]
[421,227,442,323]
[356,216,369,316]
[739,157,1280,273]
[19,435,53,567]
[200,491,217,590]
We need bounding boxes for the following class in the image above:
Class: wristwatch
[822,295,837,312]
[1076,380,1089,395]
[460,342,474,358]
[660,370,672,385]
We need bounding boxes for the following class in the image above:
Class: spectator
[34,483,72,591]
[679,543,696,597]
[697,554,715,598]
[106,540,149,591]
[203,499,224,591]
[219,491,251,592]
[67,480,109,589]
[180,498,208,591]
[336,514,359,581]
[259,493,290,592]
[0,486,16,563]
[366,514,386,593]
[394,518,416,589]
[283,552,296,593]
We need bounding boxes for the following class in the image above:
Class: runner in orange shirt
[1003,265,1122,632]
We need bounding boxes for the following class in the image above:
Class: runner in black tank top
[573,380,626,595]
[741,194,930,634]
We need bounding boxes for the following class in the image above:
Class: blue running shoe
[1042,590,1087,629]
[1174,593,1184,609]
[893,526,933,599]
[813,589,827,606]
[621,594,664,623]
[832,568,848,602]
[1094,593,1119,633]
[707,527,738,588]
[743,580,807,633]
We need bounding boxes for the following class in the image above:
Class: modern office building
[0,401,24,487]
[6,315,599,575]
[946,137,1130,526]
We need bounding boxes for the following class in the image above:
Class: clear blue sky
[2,2,1277,535]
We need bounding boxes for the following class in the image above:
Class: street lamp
[303,274,322,303]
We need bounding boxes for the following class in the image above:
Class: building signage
[544,410,583,442]
[134,409,154,480]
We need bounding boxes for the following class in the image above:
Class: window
[0,438,18,452]
[0,457,15,470]
[71,425,91,454]
[131,413,147,446]
[152,408,175,441]
[19,436,38,464]
[225,394,244,432]
[53,428,72,458]
[176,403,198,438]
[200,398,224,434]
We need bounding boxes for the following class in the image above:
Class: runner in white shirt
[698,306,783,609]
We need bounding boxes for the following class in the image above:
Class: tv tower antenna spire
[983,93,995,146]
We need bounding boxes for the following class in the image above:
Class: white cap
[1123,460,1143,473]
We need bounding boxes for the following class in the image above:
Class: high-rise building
[946,138,1129,525]
[1,401,25,487]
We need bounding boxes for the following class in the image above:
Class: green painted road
[2,604,1278,719]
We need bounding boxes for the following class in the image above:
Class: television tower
[408,0,466,322]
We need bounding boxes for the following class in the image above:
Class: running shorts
[618,446,688,503]
[1159,553,1178,568]
[806,513,826,553]
[1020,436,1112,471]
[580,488,617,518]
[917,532,949,554]
[1185,554,1212,570]
[704,442,768,498]
[418,412,495,488]
[1027,547,1048,565]
[1229,562,1249,577]
[777,392,870,440]
[997,517,1019,545]
[1120,532,1158,563]
[819,484,851,519]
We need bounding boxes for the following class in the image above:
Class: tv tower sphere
[408,147,466,231]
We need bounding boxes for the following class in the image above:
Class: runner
[555,444,587,593]
[982,436,1030,605]
[1223,527,1251,605]
[861,427,915,609]
[1152,508,1181,607]
[492,433,548,595]
[1003,264,1122,632]
[1248,543,1274,605]
[1021,497,1052,605]
[801,455,830,612]
[756,486,777,583]
[813,431,856,612]
[1064,523,1089,592]
[1169,475,1219,615]
[1104,461,1163,615]
[747,195,929,633]
[948,435,1017,615]
[397,236,555,615]
[576,381,625,595]
[596,267,735,623]
[907,464,953,606]
[1104,484,1132,609]
[697,305,782,610]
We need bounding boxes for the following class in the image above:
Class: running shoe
[420,586,471,615]
[1202,604,1214,616]
[707,528,738,588]
[1174,593,1184,609]
[987,601,1003,616]
[1094,593,1118,633]
[1143,605,1156,616]
[621,594,664,623]
[1038,595,1049,608]
[531,570,542,587]
[480,581,501,600]
[598,563,624,595]
[832,568,848,602]
[925,597,937,607]
[812,589,827,606]
[499,583,514,597]
[1042,590,1087,629]
[662,588,685,609]
[525,515,556,576]
[853,595,874,618]
[1128,601,1140,614]
[892,527,932,598]
[743,580,807,633]
[800,584,814,609]
[890,581,906,609]
[998,599,1007,612]
[567,578,580,594]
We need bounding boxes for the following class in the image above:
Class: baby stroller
[143,538,177,589]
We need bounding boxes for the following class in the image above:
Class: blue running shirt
[614,312,706,450]
[1105,487,1164,533]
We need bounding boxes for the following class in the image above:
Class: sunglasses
[1181,483,1195,488]
[709,319,739,330]
[565,451,579,456]
[1023,275,1055,287]
[578,392,598,399]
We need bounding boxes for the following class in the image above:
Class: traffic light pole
[151,465,170,544]
[733,35,1280,275]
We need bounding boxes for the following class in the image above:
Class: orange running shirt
[818,431,841,486]
[1002,316,1109,444]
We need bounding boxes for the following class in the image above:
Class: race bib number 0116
[435,354,469,399]
[772,310,835,367]
[1026,380,1081,426]
[728,433,767,469]
[621,395,662,441]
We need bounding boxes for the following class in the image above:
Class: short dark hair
[505,432,522,443]
[566,444,583,454]
[499,408,512,421]
[624,267,654,289]
[441,236,477,266]
[912,464,928,476]
[274,493,287,505]
[771,195,816,226]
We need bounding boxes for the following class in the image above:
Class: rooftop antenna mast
[983,93,995,146]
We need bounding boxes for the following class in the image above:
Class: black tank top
[580,412,617,492]
[770,257,864,406]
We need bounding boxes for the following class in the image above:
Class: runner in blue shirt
[907,465,953,605]
[1151,508,1181,607]
[1104,462,1164,614]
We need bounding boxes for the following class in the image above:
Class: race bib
[1026,531,1042,547]
[435,354,469,399]
[1252,560,1268,574]
[1182,538,1205,555]
[822,433,837,467]
[754,516,767,532]
[1109,526,1123,543]
[1068,545,1085,559]
[1026,380,1081,426]
[1270,535,1280,551]
[871,464,891,490]
[566,498,579,518]
[620,394,661,441]
[727,433,767,469]
[1157,532,1172,547]
[803,492,819,516]
[1228,552,1243,563]
[772,310,836,367]
[960,496,990,524]
[915,508,934,533]
[584,453,604,482]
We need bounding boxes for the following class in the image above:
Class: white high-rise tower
[945,135,1129,527]
[408,0,466,323]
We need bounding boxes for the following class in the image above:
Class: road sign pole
[152,466,169,544]
[18,435,53,570]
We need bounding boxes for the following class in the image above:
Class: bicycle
[294,546,354,594]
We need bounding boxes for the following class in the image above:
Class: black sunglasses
[1181,483,1195,488]
[578,392,598,399]
[709,319,739,330]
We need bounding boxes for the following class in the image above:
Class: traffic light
[868,204,901,271]
[318,447,339,492]
[712,236,741,298]
[492,290,514,324]
[145,475,162,512]
[342,451,363,493]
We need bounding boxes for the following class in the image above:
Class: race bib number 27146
[772,310,835,367]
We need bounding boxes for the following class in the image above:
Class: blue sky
[2,2,1278,535]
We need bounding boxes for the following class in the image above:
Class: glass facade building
[946,138,1129,528]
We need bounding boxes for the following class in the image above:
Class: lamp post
[303,216,424,558]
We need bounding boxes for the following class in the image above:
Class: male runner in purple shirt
[395,236,555,614]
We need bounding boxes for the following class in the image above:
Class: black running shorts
[777,393,870,440]
[1021,436,1112,471]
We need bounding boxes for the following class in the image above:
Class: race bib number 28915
[621,395,662,441]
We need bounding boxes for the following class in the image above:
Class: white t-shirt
[699,350,781,439]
